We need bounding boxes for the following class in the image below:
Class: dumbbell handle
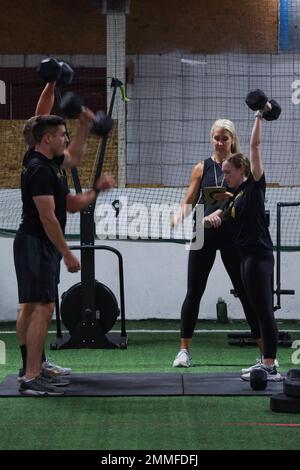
[255,102,272,116]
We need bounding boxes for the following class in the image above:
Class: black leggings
[240,248,277,359]
[181,227,259,338]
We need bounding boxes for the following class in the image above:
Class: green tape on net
[119,85,130,102]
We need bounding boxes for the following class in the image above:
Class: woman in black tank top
[172,119,257,369]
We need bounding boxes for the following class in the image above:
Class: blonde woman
[172,119,255,368]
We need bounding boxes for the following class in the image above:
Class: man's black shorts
[14,232,61,303]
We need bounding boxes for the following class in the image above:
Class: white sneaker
[172,349,191,368]
[241,364,282,382]
[42,359,72,376]
[241,358,279,374]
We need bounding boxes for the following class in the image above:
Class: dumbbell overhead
[37,58,74,86]
[59,91,113,137]
[59,92,84,118]
[245,89,281,121]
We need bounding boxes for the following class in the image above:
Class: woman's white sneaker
[241,364,282,382]
[241,358,279,374]
[172,349,191,368]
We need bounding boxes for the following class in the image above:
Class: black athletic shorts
[13,232,61,303]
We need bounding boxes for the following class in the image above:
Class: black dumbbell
[250,368,268,391]
[59,91,113,137]
[245,89,281,121]
[91,111,113,136]
[37,58,74,85]
[57,61,74,86]
[286,368,300,380]
[59,92,84,118]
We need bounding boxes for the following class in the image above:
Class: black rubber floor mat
[0,372,284,397]
[0,373,182,397]
[183,372,284,396]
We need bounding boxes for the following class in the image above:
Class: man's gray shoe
[41,370,70,387]
[19,375,66,396]
[42,359,72,376]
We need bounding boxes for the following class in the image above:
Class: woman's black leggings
[180,228,261,340]
[239,248,277,359]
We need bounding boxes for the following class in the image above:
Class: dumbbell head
[57,61,74,86]
[59,92,83,118]
[37,58,62,83]
[37,58,74,85]
[263,99,281,121]
[245,89,268,111]
[250,368,268,391]
[59,92,112,136]
[91,111,113,137]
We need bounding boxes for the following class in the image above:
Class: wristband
[254,110,263,119]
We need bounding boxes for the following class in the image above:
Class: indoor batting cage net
[0,0,300,248]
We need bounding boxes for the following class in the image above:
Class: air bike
[51,78,127,350]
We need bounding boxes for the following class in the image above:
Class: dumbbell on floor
[245,89,281,121]
[59,91,112,137]
[250,368,268,391]
[37,58,74,86]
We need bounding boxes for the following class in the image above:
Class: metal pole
[276,203,281,309]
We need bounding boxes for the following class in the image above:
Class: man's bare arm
[35,82,56,116]
[33,194,80,272]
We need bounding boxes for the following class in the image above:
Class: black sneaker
[41,370,70,387]
[19,375,66,396]
[18,368,25,383]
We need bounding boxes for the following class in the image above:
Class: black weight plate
[287,368,300,380]
[284,379,300,399]
[270,393,300,413]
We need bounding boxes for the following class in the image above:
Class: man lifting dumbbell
[17,58,91,385]
[35,58,95,168]
[15,60,114,396]
[36,60,112,140]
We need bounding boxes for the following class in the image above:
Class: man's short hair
[23,116,39,148]
[31,115,66,144]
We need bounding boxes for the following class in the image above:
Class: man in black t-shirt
[15,115,114,396]
[17,81,97,384]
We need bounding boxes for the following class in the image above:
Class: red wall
[0,67,107,119]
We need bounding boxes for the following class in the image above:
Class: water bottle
[216,297,228,323]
